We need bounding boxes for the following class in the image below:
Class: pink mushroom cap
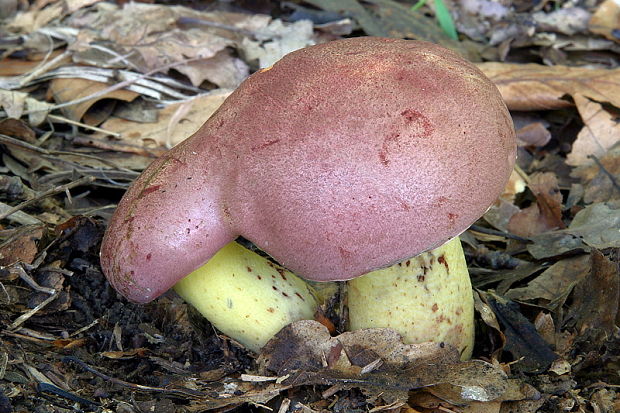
[100,37,516,303]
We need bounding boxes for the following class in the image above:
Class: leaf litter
[1,1,620,412]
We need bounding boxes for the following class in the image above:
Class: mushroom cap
[100,37,516,303]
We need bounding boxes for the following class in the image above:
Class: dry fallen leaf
[67,3,238,70]
[241,19,315,68]
[527,202,620,258]
[0,225,45,266]
[0,89,27,118]
[532,7,590,36]
[481,292,558,373]
[49,78,138,124]
[257,320,530,407]
[7,2,63,33]
[484,170,526,231]
[174,49,249,89]
[478,63,620,111]
[571,144,620,204]
[507,172,564,237]
[567,251,619,342]
[588,0,620,42]
[97,90,230,148]
[516,122,551,147]
[505,255,590,306]
[566,94,620,167]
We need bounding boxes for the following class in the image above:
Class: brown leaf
[66,3,270,72]
[97,91,230,148]
[49,78,138,124]
[258,320,518,406]
[527,203,620,258]
[0,225,45,266]
[8,2,63,32]
[507,205,548,238]
[52,338,88,349]
[507,172,564,237]
[484,170,526,231]
[567,250,619,341]
[529,172,565,228]
[516,122,551,147]
[505,255,590,306]
[0,118,36,143]
[589,0,620,42]
[566,94,620,167]
[478,63,620,111]
[174,50,249,88]
[571,145,620,203]
[481,292,558,373]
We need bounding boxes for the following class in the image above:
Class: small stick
[37,382,100,408]
[47,114,121,138]
[62,356,206,399]
[469,224,530,243]
[0,176,95,221]
[7,291,59,331]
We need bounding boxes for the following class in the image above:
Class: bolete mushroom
[100,37,516,355]
[173,242,319,352]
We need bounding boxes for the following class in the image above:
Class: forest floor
[0,1,619,412]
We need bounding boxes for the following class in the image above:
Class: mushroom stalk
[173,242,319,352]
[347,237,474,360]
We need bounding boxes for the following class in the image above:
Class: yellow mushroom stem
[347,237,474,360]
[173,242,319,353]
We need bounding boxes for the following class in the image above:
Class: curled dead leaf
[566,94,620,167]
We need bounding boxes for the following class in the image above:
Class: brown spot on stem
[438,255,449,272]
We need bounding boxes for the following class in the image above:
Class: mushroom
[347,236,474,359]
[173,242,319,352]
[100,37,516,355]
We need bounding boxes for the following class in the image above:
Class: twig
[513,164,531,186]
[0,133,136,172]
[0,202,42,225]
[7,291,59,331]
[37,382,100,408]
[25,56,212,114]
[69,319,99,338]
[62,356,207,399]
[0,175,95,222]
[19,50,72,87]
[469,224,530,243]
[47,114,121,138]
[15,264,56,294]
[0,351,7,380]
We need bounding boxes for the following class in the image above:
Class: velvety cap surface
[100,37,516,302]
